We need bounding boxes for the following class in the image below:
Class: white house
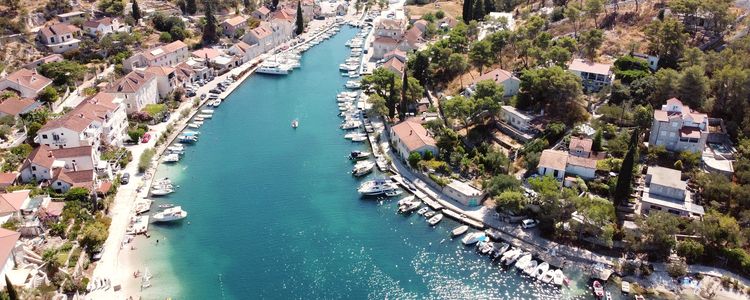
[228,41,263,64]
[537,149,596,180]
[24,54,64,70]
[71,92,129,147]
[19,145,95,183]
[175,59,214,84]
[243,23,275,52]
[139,66,177,99]
[0,69,53,98]
[221,15,248,37]
[37,23,82,54]
[251,6,272,21]
[468,68,520,97]
[123,41,190,72]
[567,59,614,92]
[105,71,159,113]
[500,106,532,131]
[36,113,101,150]
[648,98,708,153]
[443,180,486,206]
[0,190,31,224]
[390,119,438,163]
[640,166,704,218]
[82,17,129,39]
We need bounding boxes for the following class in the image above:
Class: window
[31,166,36,171]
[57,182,61,186]
[42,134,48,139]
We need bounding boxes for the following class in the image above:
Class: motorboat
[417,207,429,215]
[352,161,375,177]
[523,260,538,276]
[349,150,371,160]
[634,296,645,300]
[292,119,299,128]
[384,190,403,197]
[345,132,366,140]
[358,179,398,196]
[461,232,484,245]
[187,123,201,129]
[351,135,367,142]
[540,269,555,284]
[424,210,435,218]
[345,81,362,89]
[340,120,362,130]
[592,280,604,298]
[491,242,510,259]
[397,196,415,206]
[162,153,180,163]
[621,281,631,294]
[212,99,222,107]
[503,249,523,266]
[152,206,188,222]
[427,213,443,225]
[451,225,469,237]
[397,200,421,213]
[533,262,549,279]
[135,200,152,215]
[553,269,565,286]
[178,135,198,143]
[197,113,213,119]
[150,188,174,196]
[478,241,494,254]
[158,204,175,209]
[193,116,205,122]
[257,61,291,75]
[514,253,532,270]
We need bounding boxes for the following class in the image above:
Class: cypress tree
[201,0,219,45]
[592,129,603,152]
[399,67,408,120]
[462,0,473,22]
[473,0,485,21]
[387,74,396,120]
[614,129,638,207]
[131,0,141,21]
[272,0,280,10]
[484,0,495,15]
[5,275,17,300]
[295,1,304,35]
[186,0,197,15]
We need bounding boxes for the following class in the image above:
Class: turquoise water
[141,26,598,299]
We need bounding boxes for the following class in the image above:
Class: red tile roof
[0,97,38,116]
[223,16,248,27]
[568,58,612,75]
[50,146,92,158]
[569,137,593,154]
[106,71,154,94]
[0,173,17,187]
[1,69,52,92]
[473,68,515,85]
[391,119,437,152]
[39,23,80,39]
[0,228,20,268]
[23,145,56,169]
[539,149,568,171]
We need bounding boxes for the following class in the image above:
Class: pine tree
[131,0,141,21]
[5,275,17,300]
[592,129,603,152]
[399,67,408,120]
[295,1,304,35]
[387,75,396,119]
[186,0,197,15]
[201,0,219,45]
[472,0,485,21]
[614,129,638,207]
[462,0,473,22]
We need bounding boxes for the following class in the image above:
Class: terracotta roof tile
[106,71,154,94]
[569,137,593,154]
[0,97,38,116]
[391,119,437,152]
[538,149,568,171]
[0,228,20,267]
[1,69,53,92]
[568,58,612,75]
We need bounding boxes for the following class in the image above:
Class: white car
[521,219,538,229]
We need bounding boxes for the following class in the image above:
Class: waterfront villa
[648,98,708,153]
[390,119,438,163]
[20,145,96,183]
[36,92,128,148]
[222,16,248,37]
[567,59,614,92]
[105,71,159,113]
[467,68,520,97]
[0,97,41,119]
[82,17,129,39]
[537,149,597,180]
[122,41,190,72]
[0,69,53,98]
[37,23,82,54]
[639,166,704,218]
[443,180,486,206]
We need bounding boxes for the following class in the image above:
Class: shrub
[138,148,156,173]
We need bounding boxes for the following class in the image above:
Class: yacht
[152,206,188,222]
[352,161,375,177]
[340,120,362,130]
[150,187,174,196]
[358,179,398,196]
[257,61,292,75]
[349,150,371,160]
[162,153,180,163]
[451,225,469,237]
[345,81,362,89]
[427,213,443,225]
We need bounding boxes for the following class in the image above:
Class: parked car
[141,133,151,143]
[521,219,538,229]
[120,172,130,185]
[200,94,207,100]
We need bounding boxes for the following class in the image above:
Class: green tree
[678,47,705,69]
[468,40,493,74]
[295,1,304,35]
[484,174,521,196]
[614,129,637,207]
[495,190,527,214]
[38,86,59,104]
[201,0,219,45]
[678,66,710,109]
[633,105,653,128]
[38,60,87,87]
[633,211,680,258]
[699,210,744,248]
[517,66,586,125]
[387,74,397,119]
[585,0,604,27]
[676,239,704,263]
[472,0,485,21]
[651,68,680,105]
[564,4,582,37]
[462,0,473,22]
[645,18,689,68]
[592,129,603,151]
[442,95,475,128]
[159,32,172,42]
[131,0,141,21]
[98,0,125,16]
[666,259,688,278]
[79,221,109,250]
[186,0,197,14]
[65,187,90,202]
[579,29,604,60]
[408,151,422,168]
[409,51,431,87]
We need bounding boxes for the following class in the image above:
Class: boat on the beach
[141,268,152,289]
[358,178,398,196]
[592,280,604,298]
[553,269,565,286]
[152,206,188,222]
[533,262,549,279]
[451,225,469,237]
[292,119,299,128]
[427,213,443,225]
[461,232,484,245]
[352,161,375,177]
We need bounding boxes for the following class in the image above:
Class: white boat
[553,269,565,286]
[352,161,375,177]
[358,179,398,196]
[212,99,222,107]
[257,61,291,75]
[201,109,215,114]
[193,116,205,122]
[533,262,549,279]
[478,241,494,254]
[345,81,362,89]
[141,268,152,289]
[348,150,370,160]
[500,248,521,265]
[515,253,532,270]
[187,123,201,129]
[451,225,469,237]
[340,121,362,130]
[196,113,213,119]
[491,242,510,258]
[461,232,484,245]
[384,190,403,197]
[150,188,174,196]
[152,206,188,222]
[523,260,538,275]
[292,119,299,128]
[397,196,415,206]
[621,281,631,293]
[162,153,180,163]
[351,135,367,142]
[540,269,555,284]
[427,213,443,225]
[417,207,428,215]
[397,200,421,213]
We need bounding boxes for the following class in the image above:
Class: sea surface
[137,26,604,299]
